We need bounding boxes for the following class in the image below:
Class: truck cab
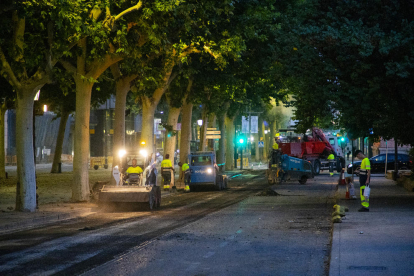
[188,152,227,190]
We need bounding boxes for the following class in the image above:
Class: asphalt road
[0,171,337,276]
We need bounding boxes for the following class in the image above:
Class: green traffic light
[341,137,345,142]
[239,138,244,144]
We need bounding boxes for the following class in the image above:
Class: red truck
[278,128,345,175]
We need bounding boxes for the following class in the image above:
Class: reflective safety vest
[327,154,335,161]
[360,157,371,174]
[161,159,172,168]
[182,163,190,172]
[272,143,279,150]
[126,166,143,174]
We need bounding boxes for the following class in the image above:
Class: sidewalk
[0,166,248,235]
[330,175,414,275]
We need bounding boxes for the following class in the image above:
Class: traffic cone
[339,168,346,185]
[345,184,350,199]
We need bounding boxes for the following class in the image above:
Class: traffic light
[236,134,246,146]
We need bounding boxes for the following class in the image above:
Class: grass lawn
[0,167,112,211]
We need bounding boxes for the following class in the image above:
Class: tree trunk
[15,90,37,211]
[179,102,193,164]
[225,116,235,171]
[260,119,267,161]
[269,120,276,152]
[207,113,216,151]
[72,79,94,202]
[141,96,156,155]
[112,81,129,169]
[217,113,226,169]
[199,107,208,151]
[51,108,70,173]
[164,107,181,163]
[254,131,260,162]
[0,103,6,180]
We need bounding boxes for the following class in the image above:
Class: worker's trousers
[184,171,191,185]
[329,161,334,175]
[359,174,370,208]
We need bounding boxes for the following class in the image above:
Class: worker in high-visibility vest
[178,162,191,192]
[272,137,279,150]
[161,154,174,190]
[327,152,335,177]
[125,158,143,185]
[355,150,371,212]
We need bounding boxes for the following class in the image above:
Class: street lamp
[197,119,203,126]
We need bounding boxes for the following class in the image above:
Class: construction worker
[327,152,335,177]
[355,150,371,212]
[272,137,279,150]
[161,154,174,190]
[178,162,191,192]
[125,158,143,185]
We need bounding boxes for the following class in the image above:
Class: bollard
[58,162,62,173]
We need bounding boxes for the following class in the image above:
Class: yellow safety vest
[126,166,143,174]
[327,154,335,160]
[182,163,190,171]
[272,143,279,150]
[161,159,172,168]
[361,158,371,170]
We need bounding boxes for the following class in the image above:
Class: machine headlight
[207,168,213,174]
[348,164,353,168]
[118,149,126,158]
[139,149,148,157]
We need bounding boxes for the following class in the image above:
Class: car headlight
[118,149,126,158]
[207,168,212,174]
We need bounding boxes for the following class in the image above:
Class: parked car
[347,154,412,174]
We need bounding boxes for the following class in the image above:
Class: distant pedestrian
[355,150,371,212]
[346,148,350,161]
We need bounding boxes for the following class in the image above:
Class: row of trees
[2,0,413,212]
[0,0,298,212]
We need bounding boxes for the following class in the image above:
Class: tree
[284,0,414,146]
[0,2,78,211]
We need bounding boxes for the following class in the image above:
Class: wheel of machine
[149,193,154,210]
[313,160,321,175]
[156,187,161,208]
[299,175,307,185]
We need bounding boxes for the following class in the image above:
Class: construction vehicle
[98,148,161,210]
[188,151,228,190]
[266,150,314,185]
[278,128,345,175]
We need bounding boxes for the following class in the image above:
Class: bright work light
[139,149,148,157]
[118,149,126,158]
